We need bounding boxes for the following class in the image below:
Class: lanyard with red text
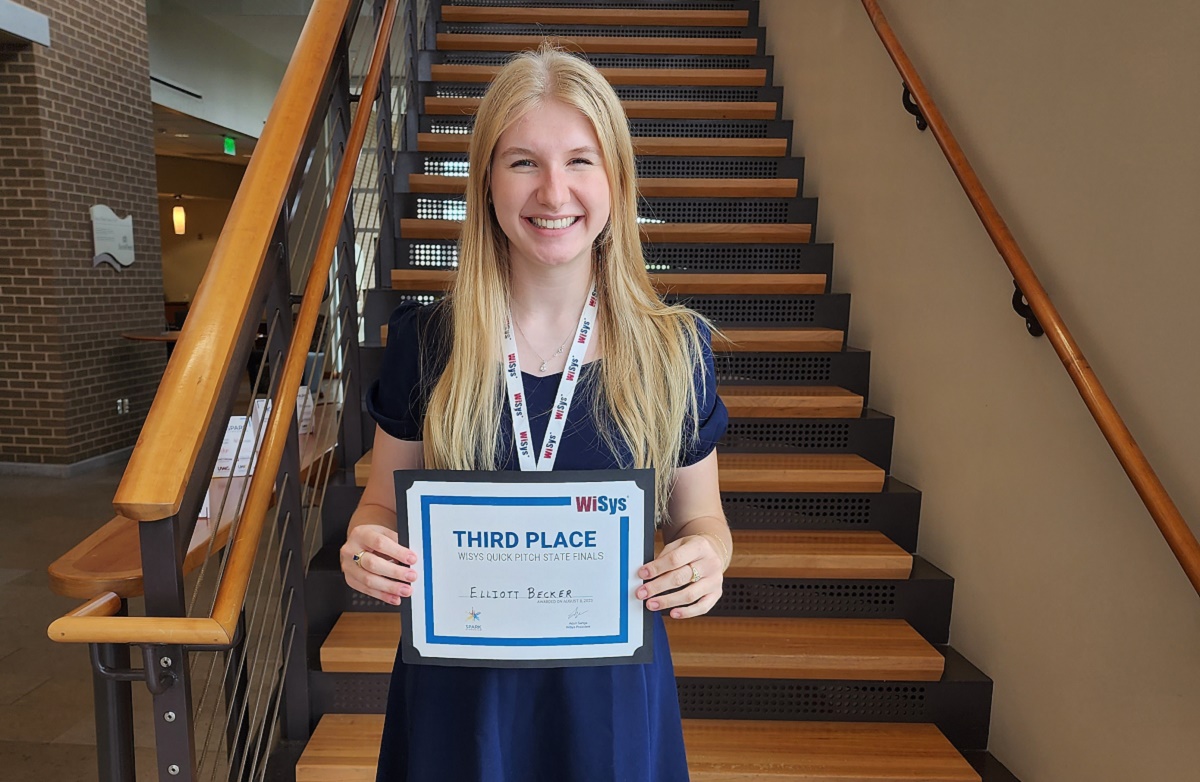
[502,285,598,471]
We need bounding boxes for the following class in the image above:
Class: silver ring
[353,550,367,568]
[689,564,701,584]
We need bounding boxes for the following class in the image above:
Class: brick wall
[0,0,166,466]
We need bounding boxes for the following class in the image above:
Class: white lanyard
[502,285,598,471]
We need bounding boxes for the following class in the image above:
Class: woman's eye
[570,158,595,166]
[510,159,535,168]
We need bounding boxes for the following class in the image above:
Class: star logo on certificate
[466,608,481,622]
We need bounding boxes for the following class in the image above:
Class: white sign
[251,387,316,437]
[213,416,259,478]
[90,204,135,270]
[397,470,655,667]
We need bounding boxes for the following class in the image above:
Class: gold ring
[353,550,367,568]
[689,564,701,583]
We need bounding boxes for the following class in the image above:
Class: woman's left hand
[637,534,725,619]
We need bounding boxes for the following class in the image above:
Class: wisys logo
[574,496,628,514]
[564,355,581,383]
[577,317,592,344]
[506,352,519,379]
[512,391,524,419]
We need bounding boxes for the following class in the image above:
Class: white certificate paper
[395,469,655,667]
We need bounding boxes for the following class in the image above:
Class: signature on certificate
[567,607,589,621]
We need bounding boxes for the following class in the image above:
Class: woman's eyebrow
[496,145,600,157]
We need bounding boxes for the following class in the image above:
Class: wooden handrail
[111,0,356,523]
[860,0,1200,597]
[49,0,400,646]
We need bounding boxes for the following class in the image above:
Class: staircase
[295,1,1019,779]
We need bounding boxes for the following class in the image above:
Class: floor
[0,461,160,781]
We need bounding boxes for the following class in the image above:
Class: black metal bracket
[88,625,244,696]
[1011,281,1045,337]
[901,84,928,131]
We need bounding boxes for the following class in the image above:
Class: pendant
[539,360,548,373]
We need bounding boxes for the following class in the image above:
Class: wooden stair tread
[440,6,749,27]
[356,451,884,493]
[684,720,982,781]
[391,269,825,295]
[322,612,940,681]
[426,96,777,120]
[667,616,942,680]
[431,63,767,86]
[720,385,864,418]
[714,327,844,352]
[717,453,886,493]
[399,218,812,244]
[408,174,798,198]
[48,405,340,599]
[722,529,912,579]
[418,132,788,157]
[297,715,979,781]
[437,33,760,57]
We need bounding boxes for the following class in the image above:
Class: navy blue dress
[366,301,728,782]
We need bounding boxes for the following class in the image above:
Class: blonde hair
[422,45,708,524]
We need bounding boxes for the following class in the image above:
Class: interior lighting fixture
[172,196,186,235]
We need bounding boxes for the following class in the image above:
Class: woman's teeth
[529,216,578,229]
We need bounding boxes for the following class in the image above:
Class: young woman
[342,46,732,781]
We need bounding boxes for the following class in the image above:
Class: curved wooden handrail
[860,0,1200,597]
[49,0,400,646]
[111,0,356,523]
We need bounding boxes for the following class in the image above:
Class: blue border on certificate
[420,495,630,646]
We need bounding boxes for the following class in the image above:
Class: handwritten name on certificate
[395,470,655,668]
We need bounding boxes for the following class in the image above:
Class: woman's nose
[537,168,568,210]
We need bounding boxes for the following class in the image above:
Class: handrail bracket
[1011,281,1045,337]
[901,84,928,131]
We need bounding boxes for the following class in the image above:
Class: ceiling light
[172,196,186,235]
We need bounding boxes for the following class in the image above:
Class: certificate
[395,469,655,667]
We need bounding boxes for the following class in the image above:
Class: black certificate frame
[393,468,656,668]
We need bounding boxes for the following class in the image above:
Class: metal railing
[46,1,436,779]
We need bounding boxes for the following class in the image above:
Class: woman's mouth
[527,216,580,230]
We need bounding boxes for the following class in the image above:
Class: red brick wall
[0,0,166,466]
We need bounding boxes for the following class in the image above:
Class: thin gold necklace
[513,317,571,373]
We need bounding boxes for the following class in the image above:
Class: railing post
[261,222,313,744]
[139,515,197,780]
[374,4,398,286]
[91,599,135,782]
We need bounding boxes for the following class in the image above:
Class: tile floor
[0,461,160,781]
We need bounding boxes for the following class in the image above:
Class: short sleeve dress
[366,301,729,782]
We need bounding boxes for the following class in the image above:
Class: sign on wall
[90,204,135,271]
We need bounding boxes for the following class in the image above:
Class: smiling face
[489,99,612,276]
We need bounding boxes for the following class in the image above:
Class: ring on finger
[352,550,368,568]
[689,564,700,584]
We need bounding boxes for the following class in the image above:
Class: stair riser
[399,150,805,183]
[676,671,991,751]
[713,560,954,644]
[720,414,893,472]
[417,114,792,142]
[715,349,870,399]
[396,192,817,225]
[436,22,767,45]
[419,80,785,106]
[363,287,849,330]
[722,479,922,552]
[431,0,761,14]
[419,49,776,84]
[305,669,989,751]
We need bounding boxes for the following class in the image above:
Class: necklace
[512,317,571,373]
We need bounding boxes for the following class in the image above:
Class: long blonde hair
[423,45,708,524]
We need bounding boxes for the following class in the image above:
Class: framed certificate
[394,469,655,667]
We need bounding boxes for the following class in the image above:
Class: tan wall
[155,156,243,303]
[757,1,1200,780]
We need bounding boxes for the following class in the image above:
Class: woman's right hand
[341,524,419,605]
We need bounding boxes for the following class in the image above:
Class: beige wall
[757,1,1200,780]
